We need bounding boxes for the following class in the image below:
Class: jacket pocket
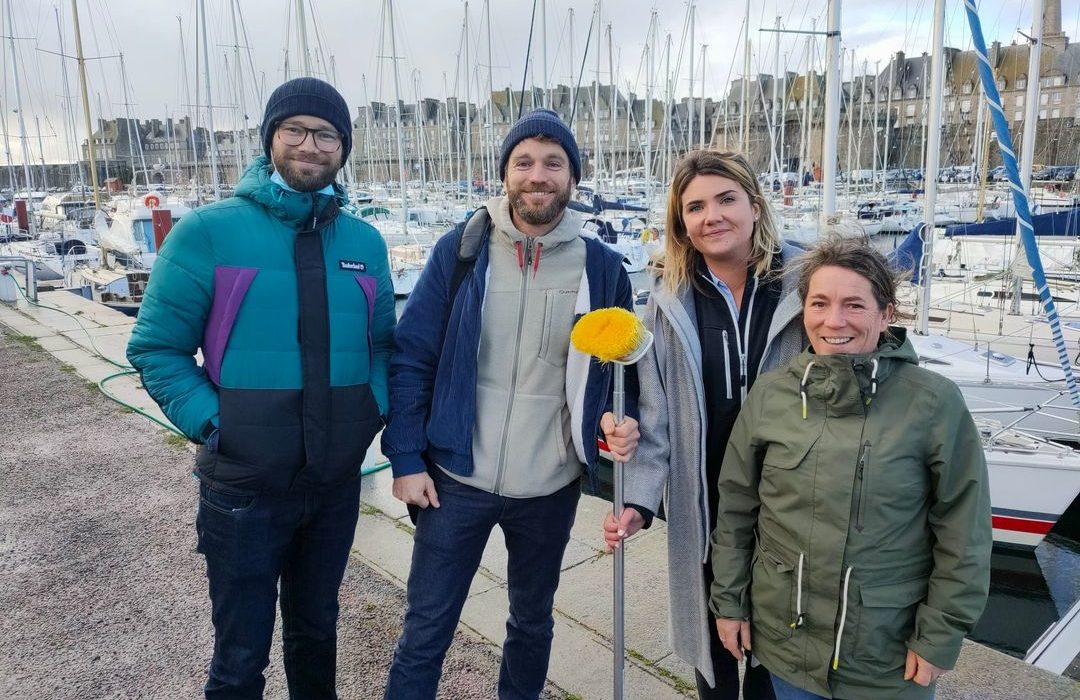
[750,542,796,641]
[538,290,575,367]
[852,576,928,669]
[761,437,818,470]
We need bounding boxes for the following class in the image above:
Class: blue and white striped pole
[962,0,1080,407]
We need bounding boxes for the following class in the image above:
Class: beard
[272,153,339,192]
[508,180,573,227]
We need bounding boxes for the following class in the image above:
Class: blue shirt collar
[270,169,336,196]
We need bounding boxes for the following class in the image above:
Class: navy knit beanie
[261,77,352,166]
[499,108,581,183]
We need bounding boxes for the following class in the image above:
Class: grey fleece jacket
[442,196,587,497]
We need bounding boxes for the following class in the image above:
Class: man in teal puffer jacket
[127,77,394,699]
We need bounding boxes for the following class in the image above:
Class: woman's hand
[715,618,752,662]
[602,508,645,551]
[904,650,946,686]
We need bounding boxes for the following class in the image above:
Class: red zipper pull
[532,242,543,278]
[514,240,524,272]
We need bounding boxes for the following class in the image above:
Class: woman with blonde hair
[602,150,805,699]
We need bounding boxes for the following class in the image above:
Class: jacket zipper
[737,280,757,402]
[494,237,533,494]
[721,330,733,400]
[855,440,871,532]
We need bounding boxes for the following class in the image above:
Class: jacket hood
[789,327,917,418]
[234,155,347,228]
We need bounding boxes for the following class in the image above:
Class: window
[1040,93,1049,105]
[1052,108,1061,119]
[960,99,972,113]
[1017,76,1027,89]
[1016,95,1025,107]
[905,104,916,116]
[1039,109,1048,119]
[946,100,955,111]
[944,84,953,96]
[907,87,918,99]
[962,82,974,95]
[1015,111,1023,121]
[1053,92,1063,104]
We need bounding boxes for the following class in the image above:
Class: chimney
[1044,0,1067,50]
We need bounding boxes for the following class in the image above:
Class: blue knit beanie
[261,77,352,166]
[499,108,581,183]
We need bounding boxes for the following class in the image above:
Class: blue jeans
[384,469,581,700]
[195,477,362,699]
[770,674,830,700]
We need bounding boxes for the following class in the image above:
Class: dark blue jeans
[384,469,581,700]
[195,477,362,700]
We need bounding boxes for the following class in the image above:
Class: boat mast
[6,0,35,232]
[229,0,249,167]
[820,0,842,225]
[362,73,375,186]
[485,0,496,194]
[740,0,750,154]
[645,11,656,203]
[541,0,548,109]
[119,53,148,189]
[771,16,781,174]
[296,0,311,76]
[883,57,894,195]
[700,44,707,149]
[198,0,220,199]
[593,1,601,192]
[463,1,472,209]
[70,0,100,243]
[1011,0,1045,315]
[916,0,946,334]
[387,0,409,235]
[178,16,199,204]
[54,6,83,191]
[687,2,695,151]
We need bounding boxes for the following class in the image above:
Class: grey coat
[624,245,805,688]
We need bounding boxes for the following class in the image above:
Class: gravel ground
[0,329,565,699]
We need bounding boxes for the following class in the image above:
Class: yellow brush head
[570,307,646,363]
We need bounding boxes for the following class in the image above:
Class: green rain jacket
[709,329,991,699]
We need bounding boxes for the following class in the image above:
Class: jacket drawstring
[800,362,815,420]
[533,242,543,278]
[870,358,879,396]
[790,552,806,629]
[514,241,525,272]
[832,566,854,670]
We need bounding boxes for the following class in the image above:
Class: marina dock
[3,289,1079,698]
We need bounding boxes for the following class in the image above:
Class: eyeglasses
[276,123,343,152]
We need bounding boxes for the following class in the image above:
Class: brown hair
[660,150,782,294]
[796,235,906,316]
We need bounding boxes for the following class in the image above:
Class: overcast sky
[0,0,1072,163]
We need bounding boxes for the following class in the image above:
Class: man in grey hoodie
[382,109,640,700]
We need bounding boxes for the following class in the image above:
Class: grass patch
[360,503,382,517]
[394,520,416,536]
[626,648,696,693]
[565,694,584,700]
[164,433,190,449]
[9,334,40,350]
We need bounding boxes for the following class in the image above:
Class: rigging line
[567,4,595,129]
[517,0,538,122]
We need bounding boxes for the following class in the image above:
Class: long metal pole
[917,0,946,334]
[296,0,311,76]
[771,16,781,172]
[34,116,47,191]
[645,12,655,203]
[883,58,894,195]
[7,0,34,236]
[1011,0,1045,314]
[55,6,82,190]
[613,361,626,700]
[541,0,548,109]
[388,0,408,229]
[199,0,220,199]
[700,44,707,149]
[464,1,472,209]
[688,2,694,151]
[820,0,842,226]
[593,1,601,189]
[229,0,249,166]
[485,0,496,194]
[741,0,750,154]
